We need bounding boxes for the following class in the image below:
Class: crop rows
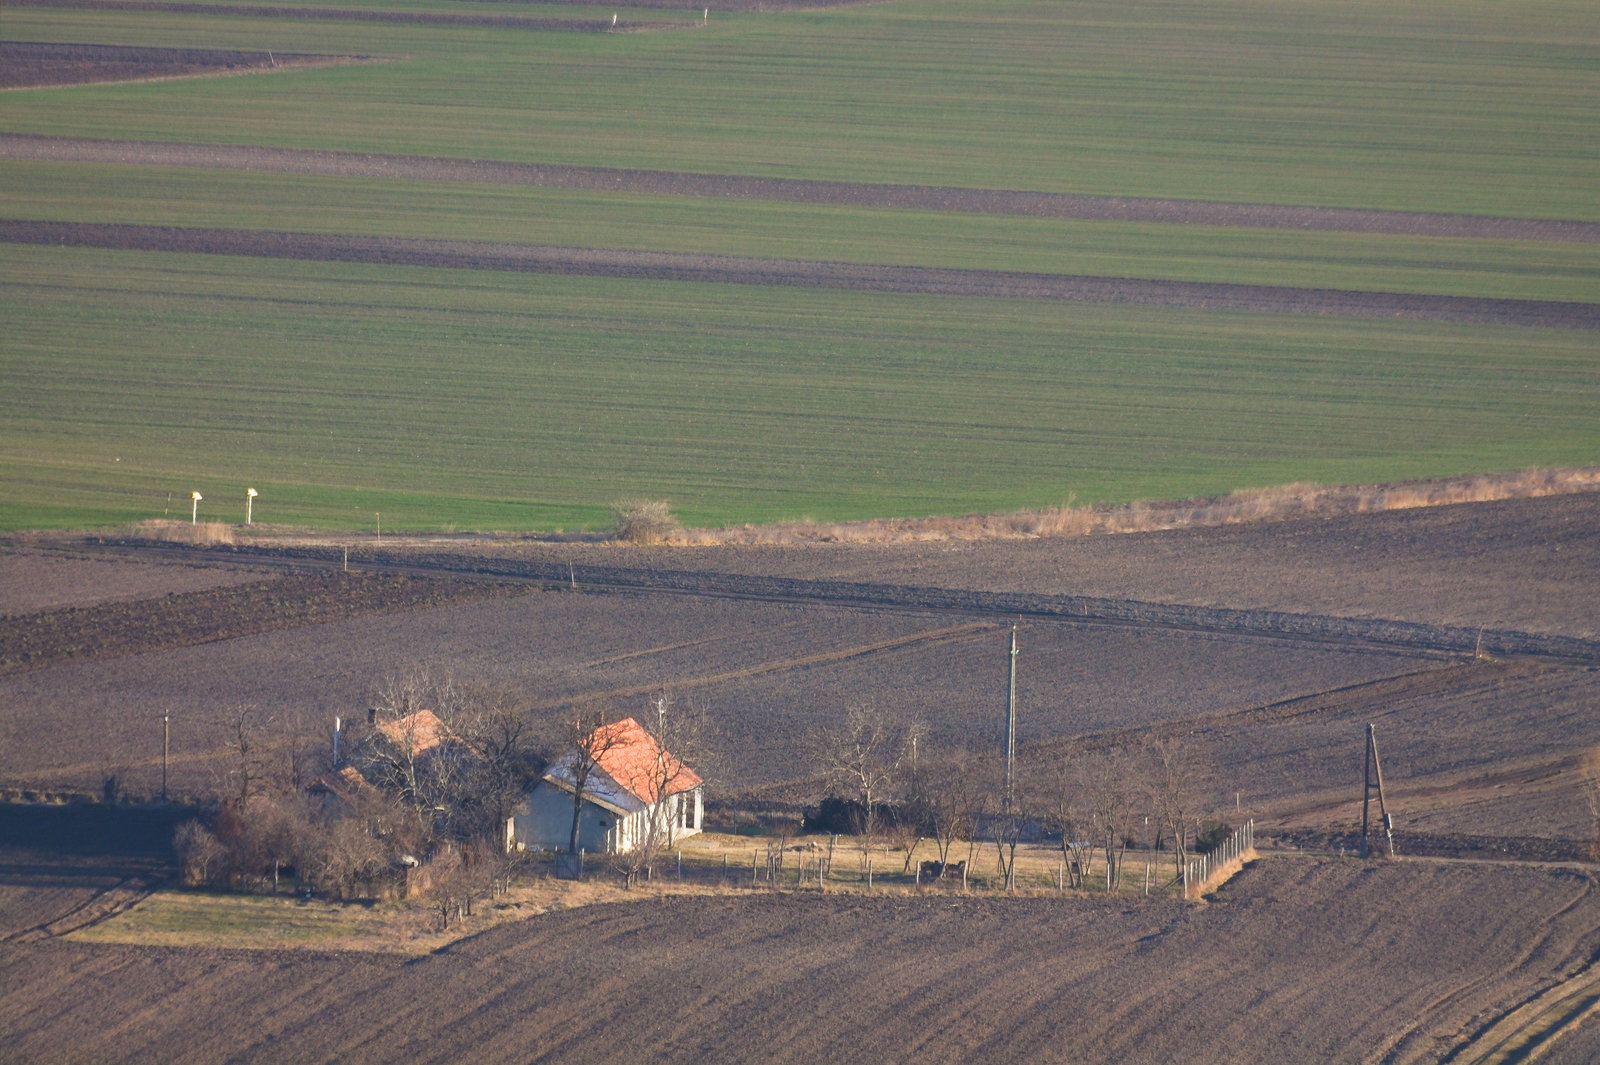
[2,0,1596,530]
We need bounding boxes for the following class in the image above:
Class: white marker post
[245,487,258,525]
[190,491,203,524]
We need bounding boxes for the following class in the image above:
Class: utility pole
[1360,723,1396,858]
[1004,623,1019,814]
[161,710,170,803]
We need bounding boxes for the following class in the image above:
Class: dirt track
[7,132,1597,243]
[5,218,1596,329]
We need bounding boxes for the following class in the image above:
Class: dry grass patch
[120,519,235,546]
[677,467,1600,547]
[68,835,1196,954]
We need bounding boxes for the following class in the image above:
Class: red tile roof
[374,709,449,755]
[583,717,701,805]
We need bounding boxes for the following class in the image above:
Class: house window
[681,789,696,830]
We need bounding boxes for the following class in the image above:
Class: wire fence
[1182,819,1254,900]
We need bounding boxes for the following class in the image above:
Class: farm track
[6,218,1597,329]
[7,133,1596,242]
[1447,964,1600,1065]
[0,872,164,944]
[54,540,1600,665]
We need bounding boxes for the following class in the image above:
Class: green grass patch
[5,161,1597,302]
[4,246,1596,531]
[68,888,400,950]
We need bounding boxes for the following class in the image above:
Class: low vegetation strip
[6,134,1595,243]
[2,0,668,30]
[0,571,526,676]
[6,219,1597,329]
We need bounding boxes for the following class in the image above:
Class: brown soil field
[0,569,1435,797]
[0,860,1597,1065]
[0,43,363,90]
[0,569,529,676]
[467,491,1600,639]
[0,546,269,614]
[1,2,670,36]
[2,495,1598,1063]
[3,501,1597,853]
[9,133,1598,242]
[6,218,1596,329]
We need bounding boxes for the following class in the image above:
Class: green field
[6,246,1595,530]
[2,0,1597,531]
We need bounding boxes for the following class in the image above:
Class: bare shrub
[609,499,680,545]
[124,519,236,546]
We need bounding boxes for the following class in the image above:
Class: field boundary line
[58,540,1600,664]
[6,134,1598,242]
[6,219,1599,330]
[524,620,999,709]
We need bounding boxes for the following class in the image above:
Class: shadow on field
[0,801,192,872]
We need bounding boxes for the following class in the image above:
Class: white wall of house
[508,782,703,854]
[509,780,620,853]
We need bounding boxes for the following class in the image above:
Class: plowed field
[1,860,1597,1065]
[3,491,1597,854]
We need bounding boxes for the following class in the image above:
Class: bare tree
[223,704,277,810]
[1083,745,1140,893]
[817,703,906,865]
[175,819,227,886]
[357,671,540,848]
[916,750,982,867]
[608,692,707,887]
[1046,750,1093,890]
[1147,734,1210,879]
[988,762,1028,894]
[559,701,631,856]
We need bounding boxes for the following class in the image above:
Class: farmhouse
[508,717,702,854]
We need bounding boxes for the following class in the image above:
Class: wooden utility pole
[1360,723,1396,858]
[1004,623,1019,814]
[161,710,170,803]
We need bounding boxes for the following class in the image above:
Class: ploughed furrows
[1,861,1597,1065]
[0,571,527,676]
[6,134,1597,243]
[4,219,1597,330]
[200,543,1600,663]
